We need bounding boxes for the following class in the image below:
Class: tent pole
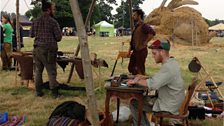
[16,0,21,51]
[76,0,96,56]
[67,0,97,83]
[69,0,100,125]
[128,0,134,31]
[85,0,97,30]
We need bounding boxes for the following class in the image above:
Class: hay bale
[145,1,210,45]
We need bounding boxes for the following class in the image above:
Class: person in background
[128,39,185,126]
[128,9,156,75]
[30,0,62,98]
[0,22,3,55]
[1,14,13,70]
[11,17,24,67]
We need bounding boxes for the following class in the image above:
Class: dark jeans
[128,48,148,75]
[129,96,157,126]
[33,47,58,90]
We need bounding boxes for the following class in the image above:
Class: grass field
[0,36,223,126]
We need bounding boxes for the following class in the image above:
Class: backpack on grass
[47,101,89,126]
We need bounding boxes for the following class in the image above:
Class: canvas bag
[47,101,88,126]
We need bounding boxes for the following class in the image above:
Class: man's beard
[134,20,138,26]
[50,12,54,18]
[133,19,138,23]
[155,55,163,64]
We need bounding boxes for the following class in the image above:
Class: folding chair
[188,57,224,108]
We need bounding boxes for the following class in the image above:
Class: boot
[36,90,44,97]
[36,85,44,97]
[51,87,60,98]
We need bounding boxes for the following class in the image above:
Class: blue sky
[1,0,223,20]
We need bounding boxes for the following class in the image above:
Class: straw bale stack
[145,0,211,45]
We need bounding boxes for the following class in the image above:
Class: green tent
[94,21,114,37]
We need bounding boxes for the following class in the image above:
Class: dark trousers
[128,48,148,75]
[1,43,12,70]
[33,47,58,91]
[12,48,17,66]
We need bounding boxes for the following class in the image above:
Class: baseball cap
[148,39,170,51]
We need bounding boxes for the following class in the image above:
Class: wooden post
[195,27,198,46]
[74,0,96,57]
[85,0,96,30]
[160,0,167,8]
[67,0,97,83]
[191,19,194,46]
[16,0,21,51]
[69,0,99,126]
[15,0,21,85]
[128,0,134,31]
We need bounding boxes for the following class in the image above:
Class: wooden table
[11,52,84,80]
[104,86,146,126]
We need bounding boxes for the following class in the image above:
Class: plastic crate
[0,112,8,124]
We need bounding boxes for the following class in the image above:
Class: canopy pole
[69,0,99,125]
[67,0,97,83]
[128,0,134,32]
[16,0,21,51]
[75,0,97,57]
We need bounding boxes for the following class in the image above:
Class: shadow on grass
[59,89,86,97]
[40,88,86,97]
[0,86,31,95]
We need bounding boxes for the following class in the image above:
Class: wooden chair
[12,52,35,89]
[154,78,198,126]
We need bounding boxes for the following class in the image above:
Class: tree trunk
[16,0,21,51]
[69,0,99,126]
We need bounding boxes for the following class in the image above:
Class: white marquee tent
[209,23,224,31]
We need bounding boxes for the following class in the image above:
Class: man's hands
[127,75,149,87]
[127,77,139,86]
[127,75,141,86]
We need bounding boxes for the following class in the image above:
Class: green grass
[0,36,224,126]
